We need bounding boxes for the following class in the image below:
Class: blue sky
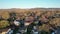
[0,0,60,9]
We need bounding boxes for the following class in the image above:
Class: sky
[0,0,60,9]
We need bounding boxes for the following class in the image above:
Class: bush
[0,20,10,29]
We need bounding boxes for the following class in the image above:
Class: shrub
[0,20,10,29]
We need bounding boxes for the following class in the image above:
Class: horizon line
[0,7,60,9]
